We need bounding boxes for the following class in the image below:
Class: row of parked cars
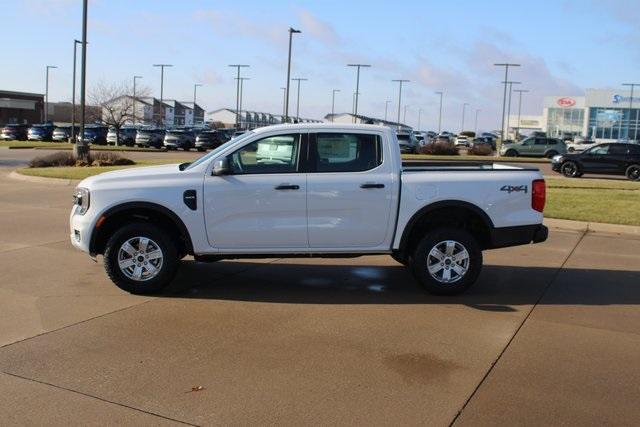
[395,130,498,154]
[0,123,240,152]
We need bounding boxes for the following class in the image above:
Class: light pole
[435,91,443,133]
[285,27,301,123]
[513,89,528,139]
[280,87,286,117]
[384,100,391,121]
[45,65,57,122]
[494,63,520,144]
[331,89,340,122]
[347,64,371,122]
[461,102,469,132]
[132,75,142,126]
[503,81,521,139]
[228,64,249,128]
[291,78,307,121]
[392,79,410,126]
[418,108,422,130]
[75,0,89,161]
[237,77,250,128]
[192,83,202,126]
[71,40,82,142]
[622,83,639,141]
[474,109,481,134]
[153,64,173,126]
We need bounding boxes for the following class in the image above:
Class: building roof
[324,112,409,128]
[0,89,44,98]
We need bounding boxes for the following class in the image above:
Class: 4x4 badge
[500,185,528,194]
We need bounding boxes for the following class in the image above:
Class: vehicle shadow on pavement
[164,260,640,309]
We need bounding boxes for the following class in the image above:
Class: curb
[545,218,640,237]
[8,170,79,186]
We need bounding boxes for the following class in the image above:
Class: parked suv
[52,126,74,142]
[500,136,566,158]
[195,130,224,151]
[107,127,137,146]
[164,129,195,150]
[79,126,109,145]
[28,124,55,141]
[551,143,640,181]
[1,124,29,141]
[396,131,418,154]
[135,128,165,149]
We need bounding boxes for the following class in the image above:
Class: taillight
[532,179,546,212]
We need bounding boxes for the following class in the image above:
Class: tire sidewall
[104,222,178,294]
[411,228,482,295]
[626,165,640,181]
[561,161,579,178]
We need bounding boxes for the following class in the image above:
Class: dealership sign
[612,94,640,104]
[557,97,576,107]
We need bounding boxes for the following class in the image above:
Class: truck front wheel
[103,222,179,294]
[411,228,482,295]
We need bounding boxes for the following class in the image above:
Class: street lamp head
[47,65,58,69]
[347,64,371,67]
[153,64,173,67]
[289,27,301,34]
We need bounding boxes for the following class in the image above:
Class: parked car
[472,137,496,151]
[551,143,640,181]
[107,127,137,146]
[79,126,109,145]
[135,128,165,149]
[195,130,224,151]
[164,129,195,150]
[216,128,236,142]
[396,130,418,154]
[52,126,75,142]
[567,139,597,153]
[455,135,470,147]
[500,136,566,158]
[27,124,55,141]
[0,124,29,141]
[69,123,548,296]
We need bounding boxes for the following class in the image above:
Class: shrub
[29,151,135,168]
[469,144,494,156]
[418,141,459,155]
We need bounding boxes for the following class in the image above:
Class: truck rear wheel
[410,228,482,295]
[103,222,179,294]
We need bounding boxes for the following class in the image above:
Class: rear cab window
[311,133,382,173]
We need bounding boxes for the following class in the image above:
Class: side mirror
[212,157,230,176]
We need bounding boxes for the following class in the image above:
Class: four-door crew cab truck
[70,124,548,295]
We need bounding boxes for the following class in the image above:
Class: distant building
[47,102,101,124]
[324,113,412,131]
[100,96,204,128]
[0,90,44,124]
[206,108,322,129]
[181,102,204,126]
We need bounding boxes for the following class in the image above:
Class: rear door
[306,131,395,249]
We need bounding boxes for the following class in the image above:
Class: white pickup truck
[70,124,548,295]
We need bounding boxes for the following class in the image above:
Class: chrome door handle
[275,184,300,190]
[360,183,385,189]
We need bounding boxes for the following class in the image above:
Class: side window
[547,139,558,145]
[590,145,609,155]
[534,138,547,145]
[313,133,382,172]
[628,145,640,156]
[230,134,300,174]
[609,144,628,156]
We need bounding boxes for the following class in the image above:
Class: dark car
[164,129,195,150]
[472,137,496,151]
[135,128,165,148]
[79,126,109,145]
[28,124,56,141]
[52,126,76,142]
[551,143,640,181]
[195,130,224,151]
[1,124,29,141]
[107,127,137,146]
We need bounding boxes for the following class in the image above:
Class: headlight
[552,155,563,162]
[72,187,90,215]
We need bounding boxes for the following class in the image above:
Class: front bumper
[69,206,93,253]
[488,224,548,249]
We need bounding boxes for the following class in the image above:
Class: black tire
[410,228,482,295]
[103,222,179,294]
[196,147,205,152]
[626,164,640,181]
[561,161,580,178]
[546,150,558,159]
[505,149,518,157]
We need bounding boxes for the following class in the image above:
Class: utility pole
[461,102,469,132]
[474,109,481,134]
[192,83,202,126]
[71,40,82,142]
[75,0,88,160]
[284,27,301,123]
[152,64,173,126]
[435,91,443,133]
[494,63,520,145]
[291,77,307,121]
[133,75,142,125]
[503,81,521,139]
[392,79,410,127]
[331,89,340,122]
[347,64,371,122]
[384,100,391,121]
[236,77,249,129]
[228,64,249,128]
[513,89,528,139]
[622,83,639,141]
[280,87,286,117]
[45,65,57,122]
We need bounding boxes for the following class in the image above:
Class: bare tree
[89,80,150,146]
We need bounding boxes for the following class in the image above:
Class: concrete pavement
[1,148,639,425]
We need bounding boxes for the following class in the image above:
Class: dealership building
[508,89,640,142]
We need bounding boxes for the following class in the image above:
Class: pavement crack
[449,230,588,427]
[1,371,199,426]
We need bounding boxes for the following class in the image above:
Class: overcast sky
[3,0,639,131]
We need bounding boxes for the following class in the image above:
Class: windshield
[185,131,255,170]
[397,134,410,141]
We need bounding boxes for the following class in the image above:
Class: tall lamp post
[461,102,469,132]
[474,109,481,134]
[513,89,528,139]
[45,65,58,122]
[71,39,82,142]
[503,81,521,139]
[291,77,307,121]
[494,63,520,145]
[384,100,391,121]
[75,0,89,160]
[347,64,371,122]
[392,79,410,126]
[133,75,143,125]
[435,91,443,133]
[152,64,173,126]
[236,77,250,128]
[228,64,249,128]
[622,83,639,141]
[280,87,286,117]
[192,83,202,126]
[331,89,340,122]
[284,27,301,123]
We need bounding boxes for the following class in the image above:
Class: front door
[580,144,611,173]
[203,133,308,250]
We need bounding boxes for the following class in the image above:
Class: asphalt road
[1,147,639,425]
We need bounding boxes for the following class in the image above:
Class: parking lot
[0,146,639,425]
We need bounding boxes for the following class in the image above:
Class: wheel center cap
[137,256,145,262]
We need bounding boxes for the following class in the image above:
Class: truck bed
[402,160,540,172]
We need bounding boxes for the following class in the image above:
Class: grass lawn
[17,159,187,180]
[0,140,161,152]
[545,178,640,225]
